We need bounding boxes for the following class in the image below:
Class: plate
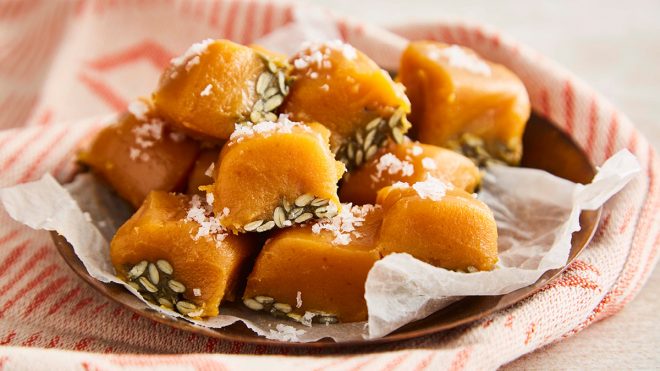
[52,114,601,348]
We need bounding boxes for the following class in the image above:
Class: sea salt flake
[301,312,316,327]
[412,176,451,201]
[411,145,423,156]
[204,163,215,177]
[229,115,311,143]
[193,288,202,297]
[320,84,329,92]
[310,204,378,246]
[422,157,437,170]
[200,83,213,96]
[269,324,305,342]
[170,38,213,71]
[431,45,491,76]
[296,291,302,308]
[129,147,141,160]
[206,192,214,206]
[128,100,150,121]
[374,153,414,180]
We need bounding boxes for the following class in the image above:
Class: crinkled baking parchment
[0,150,639,342]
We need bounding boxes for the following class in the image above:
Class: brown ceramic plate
[52,113,601,348]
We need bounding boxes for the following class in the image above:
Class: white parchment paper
[0,150,639,342]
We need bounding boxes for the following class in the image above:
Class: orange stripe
[539,88,550,118]
[47,286,82,315]
[0,263,58,318]
[0,245,50,297]
[22,276,69,317]
[18,124,69,183]
[0,241,29,277]
[74,337,93,351]
[261,1,274,35]
[15,3,55,79]
[382,353,411,370]
[87,39,174,71]
[70,296,95,315]
[604,112,619,158]
[241,0,258,44]
[0,229,20,246]
[563,80,575,134]
[0,330,17,345]
[413,353,436,371]
[46,335,60,348]
[448,348,471,371]
[0,125,50,172]
[78,72,128,111]
[584,95,598,156]
[20,331,41,346]
[222,0,240,40]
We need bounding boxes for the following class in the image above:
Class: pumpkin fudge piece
[398,41,530,165]
[340,141,480,205]
[376,178,498,271]
[212,116,345,233]
[78,99,199,208]
[153,39,291,141]
[111,191,259,318]
[186,148,221,195]
[281,40,411,170]
[243,204,382,323]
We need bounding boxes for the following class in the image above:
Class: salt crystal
[301,312,315,327]
[200,83,213,97]
[129,147,141,160]
[193,288,202,297]
[431,45,491,76]
[374,153,414,180]
[128,100,150,122]
[422,157,437,170]
[411,145,423,156]
[204,163,215,177]
[310,204,378,245]
[170,39,213,71]
[206,192,214,206]
[320,84,329,92]
[269,324,305,342]
[412,176,451,201]
[296,291,302,308]
[229,115,311,143]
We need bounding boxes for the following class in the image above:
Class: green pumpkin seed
[138,276,158,293]
[243,220,264,232]
[256,72,273,95]
[128,260,148,279]
[256,220,275,232]
[263,94,283,112]
[156,260,173,275]
[168,279,186,293]
[294,193,315,207]
[294,212,313,223]
[176,300,198,315]
[243,298,264,311]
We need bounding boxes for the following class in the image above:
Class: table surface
[302,0,660,368]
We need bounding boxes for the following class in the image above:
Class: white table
[302,0,660,368]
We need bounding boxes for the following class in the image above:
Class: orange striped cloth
[0,0,657,369]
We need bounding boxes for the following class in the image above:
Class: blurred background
[301,0,660,368]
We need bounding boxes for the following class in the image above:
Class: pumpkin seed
[314,206,327,217]
[176,300,198,315]
[317,315,338,325]
[366,117,381,131]
[128,282,141,291]
[263,94,283,112]
[168,279,186,293]
[277,71,287,94]
[147,263,159,285]
[267,60,277,73]
[264,86,279,99]
[243,220,264,232]
[388,108,403,128]
[273,303,292,313]
[363,129,376,151]
[310,197,329,207]
[282,199,292,213]
[256,72,273,95]
[156,260,173,275]
[355,149,364,166]
[256,220,275,232]
[243,298,264,311]
[255,295,274,304]
[128,260,148,279]
[273,207,286,228]
[250,110,263,123]
[391,127,404,144]
[285,207,301,220]
[263,112,278,122]
[138,276,158,293]
[158,297,174,308]
[294,212,313,223]
[252,99,264,113]
[286,313,302,322]
[365,144,378,160]
[294,193,314,207]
